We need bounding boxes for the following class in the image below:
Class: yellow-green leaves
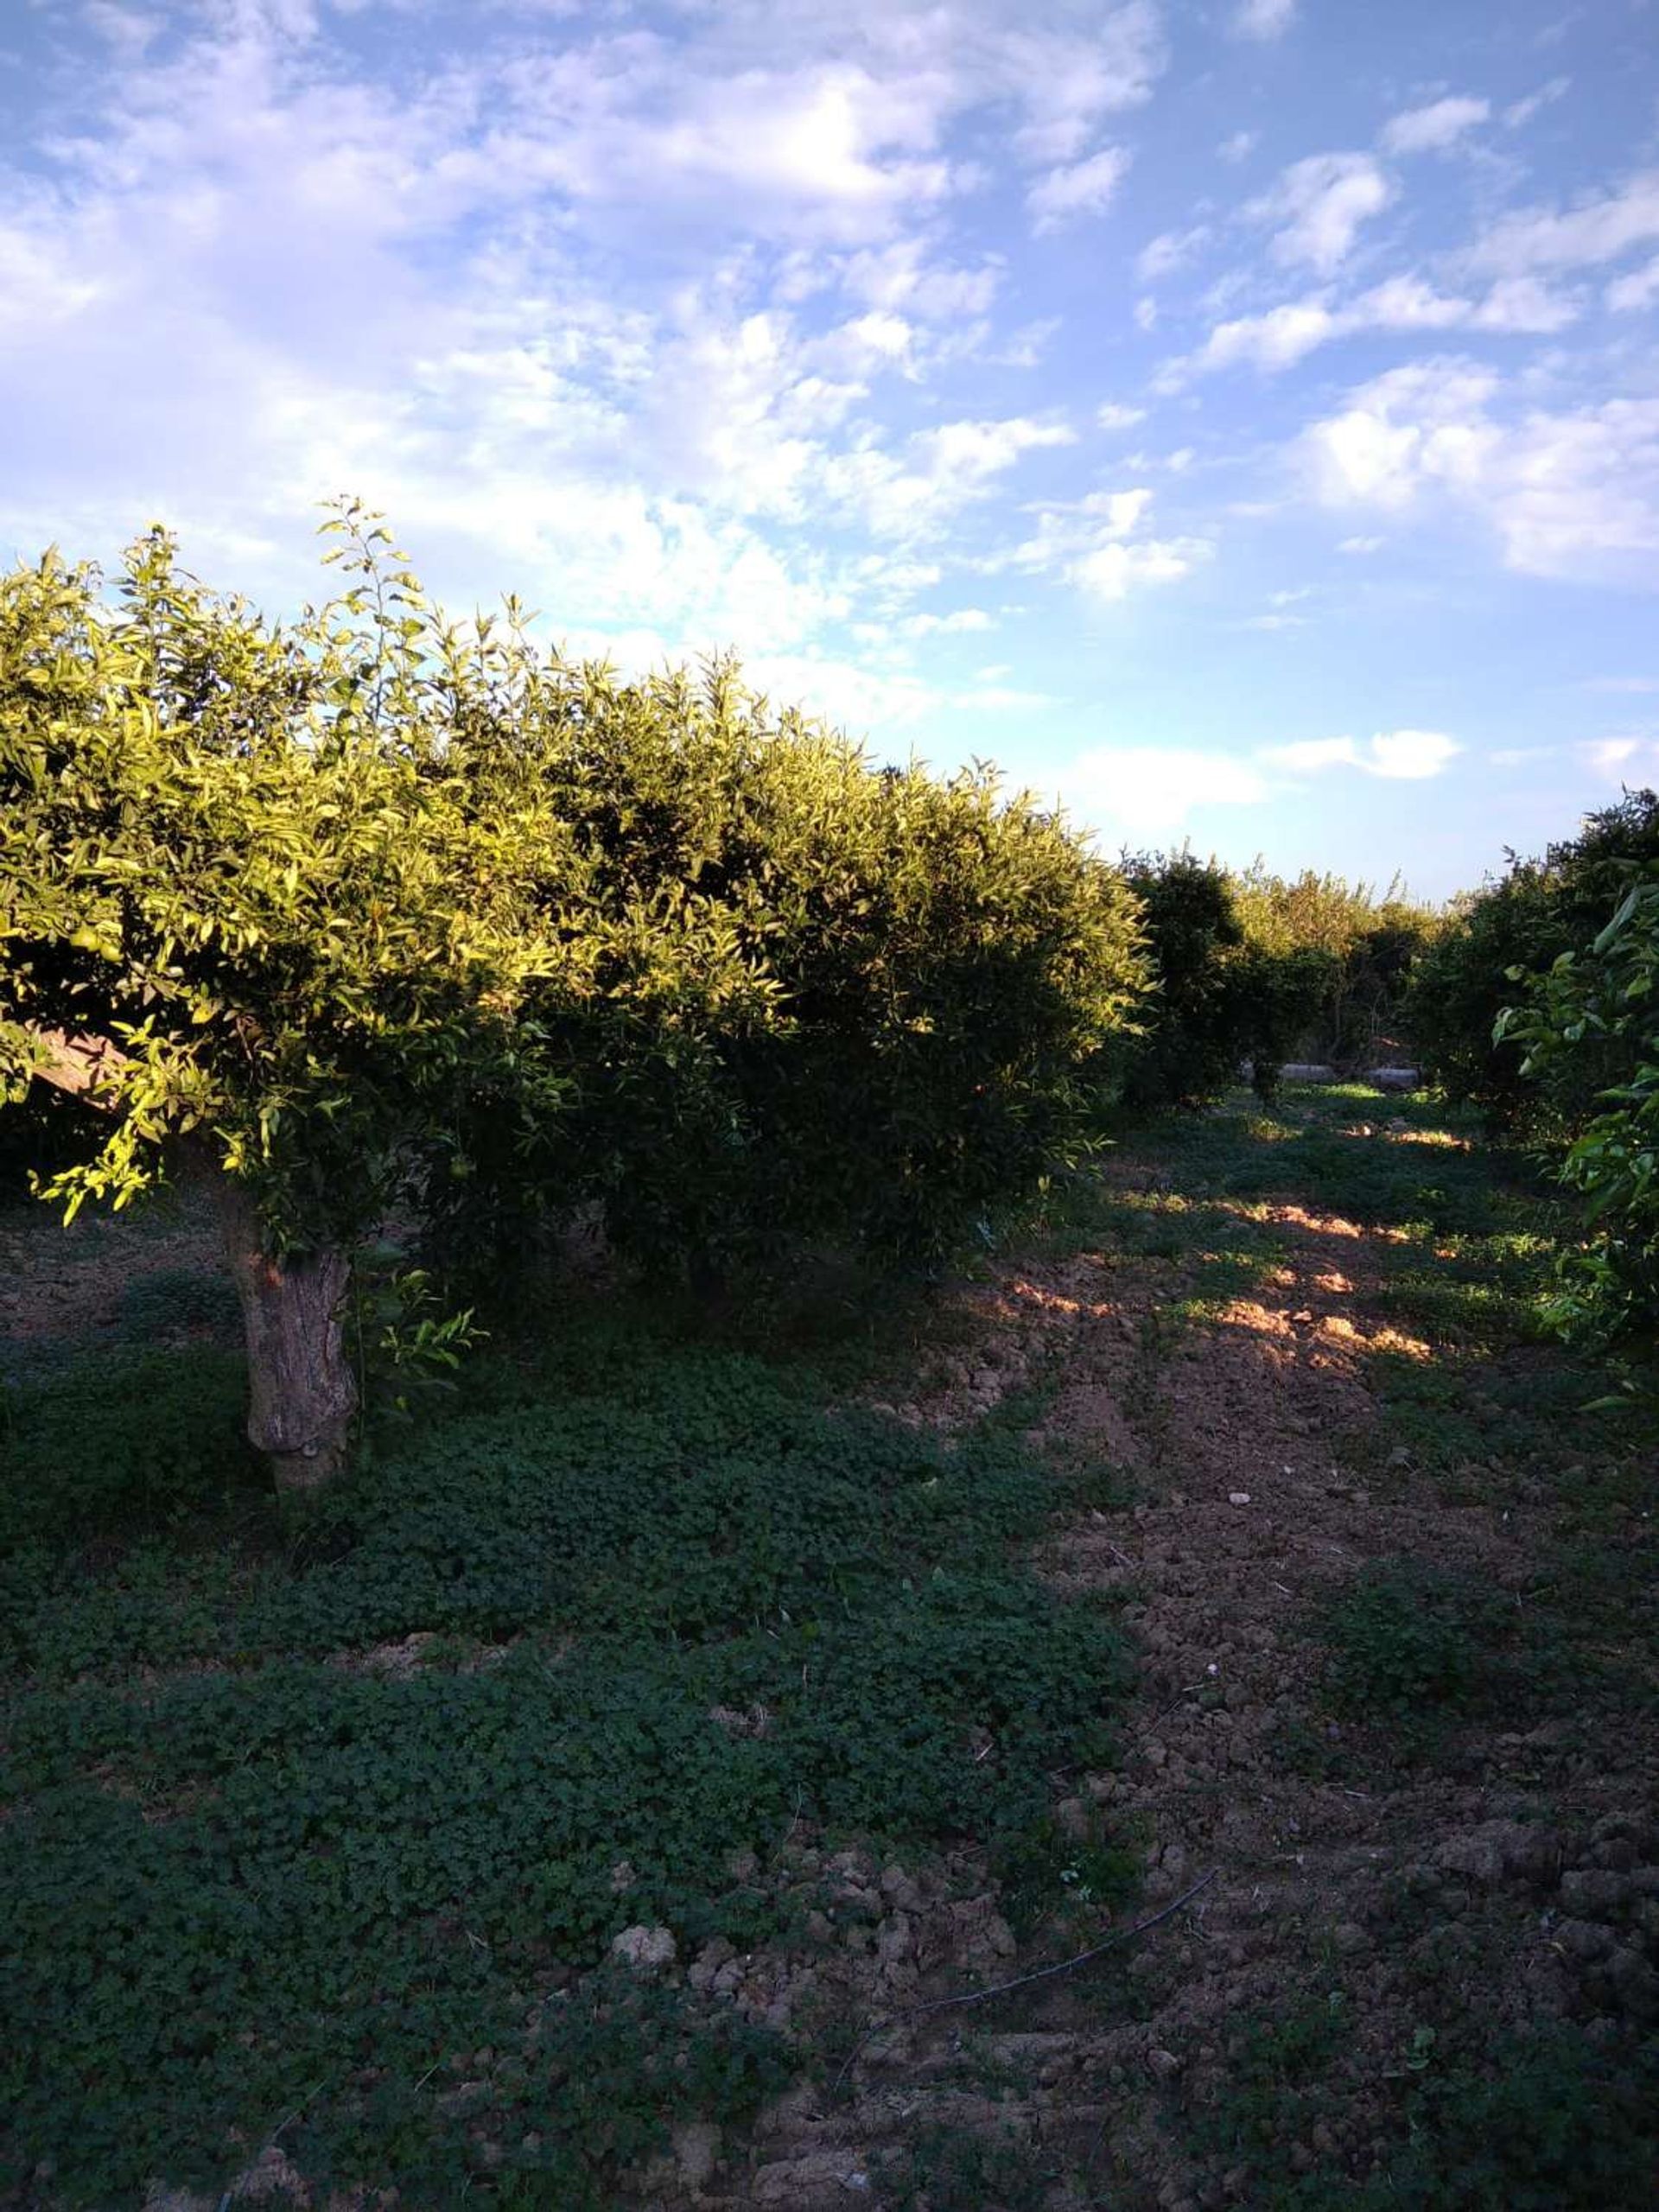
[4,506,1147,1272]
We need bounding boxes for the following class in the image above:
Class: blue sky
[3,0,1657,896]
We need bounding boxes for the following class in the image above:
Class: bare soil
[693,1120,1657,2211]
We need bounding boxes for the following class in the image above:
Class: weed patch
[883,2120,1058,2210]
[1319,1559,1517,1742]
[0,1344,1131,2205]
[0,1345,258,1550]
[1192,1987,1353,2183]
[1362,2025,1659,2210]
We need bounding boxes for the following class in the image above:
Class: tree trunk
[23,1031,359,1495]
[212,1179,358,1496]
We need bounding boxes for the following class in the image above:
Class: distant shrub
[1408,870,1572,1129]
[1117,854,1430,1109]
[1232,866,1441,1070]
[1119,851,1255,1107]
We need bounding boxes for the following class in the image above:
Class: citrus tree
[1231,866,1440,1071]
[1116,851,1402,1107]
[3,512,1147,1491]
[1,513,575,1488]
[1409,790,1659,1130]
[442,672,1148,1281]
[1499,868,1659,1346]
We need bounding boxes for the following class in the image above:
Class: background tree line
[3,511,1654,1496]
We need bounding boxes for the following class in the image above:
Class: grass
[1318,1557,1522,1744]
[0,1315,1133,2206]
[1193,1987,1659,2212]
[884,2121,1057,2210]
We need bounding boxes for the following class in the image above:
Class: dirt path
[740,1110,1658,2211]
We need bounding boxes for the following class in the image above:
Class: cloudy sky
[3,0,1658,894]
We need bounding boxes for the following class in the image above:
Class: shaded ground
[1,1087,1654,2209]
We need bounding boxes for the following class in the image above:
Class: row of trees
[1105,812,1657,1357]
[1,513,1147,1490]
[1412,791,1659,1349]
[3,512,1653,1488]
[1117,849,1440,1109]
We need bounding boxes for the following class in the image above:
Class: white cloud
[1338,536,1384,553]
[1249,153,1397,275]
[80,1,164,60]
[1097,401,1148,429]
[1303,359,1505,510]
[1007,487,1154,563]
[1136,225,1211,281]
[836,238,1002,318]
[0,0,1195,765]
[1072,538,1206,600]
[809,308,916,378]
[957,683,1063,713]
[1264,729,1461,779]
[1470,276,1580,331]
[991,319,1062,367]
[480,48,966,249]
[895,607,996,636]
[1218,130,1260,164]
[1001,6,1169,163]
[1196,301,1342,373]
[823,416,1077,538]
[1232,0,1298,42]
[1060,720,1460,843]
[1303,359,1659,583]
[1586,676,1659,695]
[741,648,947,734]
[1027,146,1132,232]
[1580,735,1659,779]
[1134,296,1158,332]
[1471,171,1659,276]
[991,487,1210,603]
[918,416,1076,483]
[1060,747,1270,838]
[1359,274,1484,332]
[1380,96,1491,156]
[1184,270,1575,378]
[1607,254,1659,313]
[1503,77,1570,130]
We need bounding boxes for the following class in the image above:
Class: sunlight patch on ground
[1007,1278,1116,1319]
[1212,1294,1433,1361]
[1259,1203,1367,1240]
[1339,1123,1473,1151]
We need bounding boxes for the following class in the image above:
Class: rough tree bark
[210,1175,358,1495]
[26,1028,358,1495]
